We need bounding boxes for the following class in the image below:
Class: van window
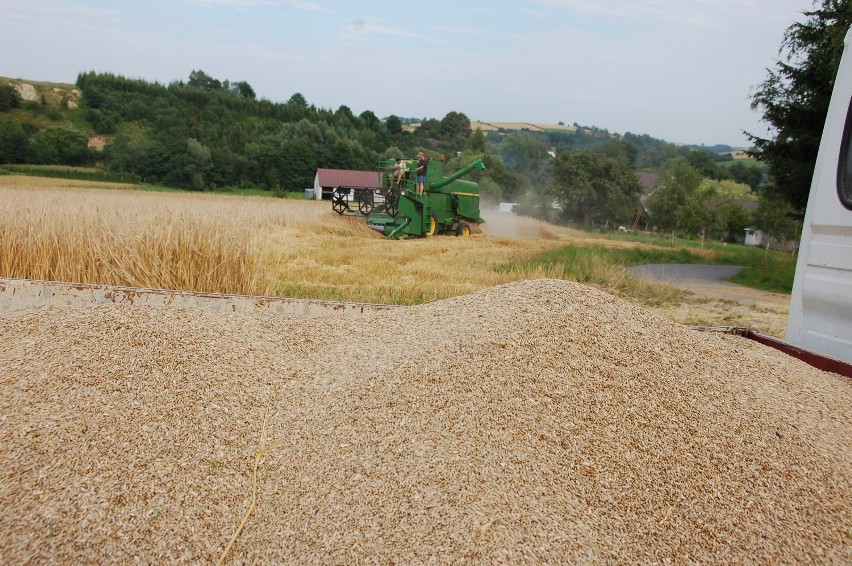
[838,95,852,209]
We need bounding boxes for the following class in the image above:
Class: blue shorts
[416,175,426,183]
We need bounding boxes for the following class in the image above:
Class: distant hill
[0,77,81,108]
[686,143,743,154]
[1,73,761,198]
[470,121,577,133]
[3,76,745,152]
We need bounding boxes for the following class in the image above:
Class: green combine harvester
[363,158,486,239]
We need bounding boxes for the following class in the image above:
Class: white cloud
[341,17,419,40]
[528,0,808,31]
[183,0,326,10]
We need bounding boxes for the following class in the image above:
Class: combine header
[331,157,486,239]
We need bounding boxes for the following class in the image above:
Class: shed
[744,227,763,246]
[314,169,383,201]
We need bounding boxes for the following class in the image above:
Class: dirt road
[628,263,791,337]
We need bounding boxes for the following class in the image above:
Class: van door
[785,28,852,362]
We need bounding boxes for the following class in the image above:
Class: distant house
[636,172,661,192]
[313,168,383,201]
[744,228,763,246]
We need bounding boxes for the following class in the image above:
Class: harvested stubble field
[0,279,849,563]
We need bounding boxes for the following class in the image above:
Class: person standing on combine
[415,152,427,195]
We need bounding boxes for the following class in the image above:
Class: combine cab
[365,158,486,239]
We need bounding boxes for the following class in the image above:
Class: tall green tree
[646,159,703,231]
[0,84,22,111]
[748,0,852,210]
[0,121,30,163]
[753,189,799,245]
[468,127,487,153]
[385,115,402,135]
[188,70,222,91]
[546,151,642,227]
[592,138,638,168]
[499,131,550,184]
[440,111,471,139]
[30,127,91,165]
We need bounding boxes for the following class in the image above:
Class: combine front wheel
[385,188,399,217]
[332,188,347,215]
[358,191,374,215]
[425,214,438,237]
[456,222,471,237]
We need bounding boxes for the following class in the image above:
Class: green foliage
[683,150,722,178]
[712,199,753,242]
[498,131,550,184]
[415,118,440,137]
[385,115,402,135]
[675,183,717,236]
[440,111,471,140]
[30,127,91,165]
[287,92,308,108]
[748,0,852,210]
[67,71,395,190]
[703,178,757,201]
[647,163,758,239]
[510,237,796,295]
[0,121,30,163]
[188,70,222,91]
[592,139,638,168]
[360,110,380,130]
[467,128,486,153]
[646,159,703,231]
[725,160,766,191]
[753,188,799,243]
[0,84,22,111]
[519,150,641,227]
[730,253,797,294]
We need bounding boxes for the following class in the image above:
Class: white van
[785,28,852,363]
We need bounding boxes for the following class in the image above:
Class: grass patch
[505,239,796,298]
[717,158,764,168]
[2,164,141,184]
[729,253,796,294]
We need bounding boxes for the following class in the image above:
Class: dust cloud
[479,206,558,240]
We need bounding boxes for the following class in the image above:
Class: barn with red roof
[313,168,383,200]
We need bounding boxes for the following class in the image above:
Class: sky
[1,0,815,147]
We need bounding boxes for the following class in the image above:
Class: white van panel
[785,28,852,362]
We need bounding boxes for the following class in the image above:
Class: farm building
[745,227,763,246]
[313,168,383,201]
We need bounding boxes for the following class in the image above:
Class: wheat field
[0,180,788,333]
[0,181,574,302]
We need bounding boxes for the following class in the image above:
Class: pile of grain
[1,279,849,564]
